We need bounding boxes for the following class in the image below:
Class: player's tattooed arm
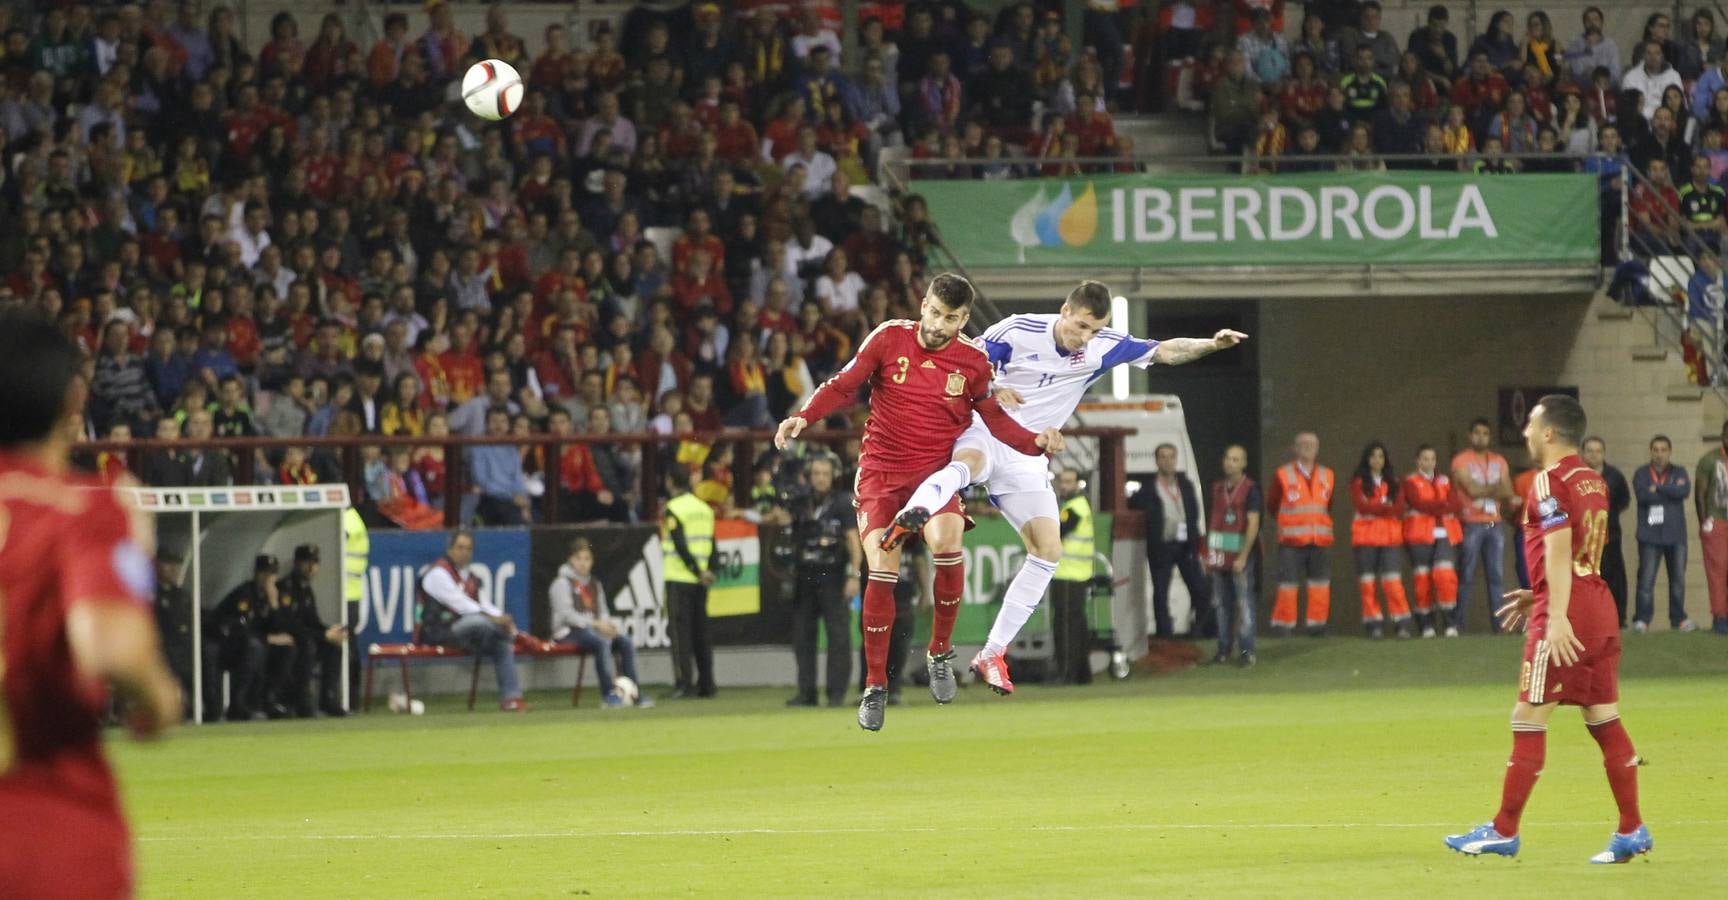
[1151,329,1248,365]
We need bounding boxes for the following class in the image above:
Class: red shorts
[0,788,131,899]
[1519,633,1621,707]
[852,465,969,537]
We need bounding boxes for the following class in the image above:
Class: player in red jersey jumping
[774,273,1062,731]
[1444,395,1651,864]
[0,314,184,898]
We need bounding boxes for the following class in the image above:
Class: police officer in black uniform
[779,453,860,707]
[270,545,349,718]
[153,548,195,714]
[204,554,274,721]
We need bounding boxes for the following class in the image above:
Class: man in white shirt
[418,531,527,711]
[1622,40,1682,121]
[229,202,272,269]
[781,125,837,199]
[884,280,1247,692]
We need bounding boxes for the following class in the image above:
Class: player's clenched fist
[1035,428,1064,454]
[774,416,807,450]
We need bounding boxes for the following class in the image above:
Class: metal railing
[1616,160,1728,402]
[73,426,1139,525]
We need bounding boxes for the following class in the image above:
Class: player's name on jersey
[122,486,352,511]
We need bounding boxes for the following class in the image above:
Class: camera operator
[774,452,861,707]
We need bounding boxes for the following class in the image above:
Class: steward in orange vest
[1349,441,1412,639]
[1267,432,1334,635]
[1401,445,1461,638]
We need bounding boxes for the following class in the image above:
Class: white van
[1058,395,1206,651]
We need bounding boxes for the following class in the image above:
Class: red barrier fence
[74,427,1137,525]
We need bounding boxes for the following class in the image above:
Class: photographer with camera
[774,452,861,708]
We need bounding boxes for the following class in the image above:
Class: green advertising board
[918,171,1598,268]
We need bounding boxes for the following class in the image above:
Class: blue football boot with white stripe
[1589,824,1653,864]
[1443,823,1520,857]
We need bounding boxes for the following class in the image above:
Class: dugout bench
[362,606,592,711]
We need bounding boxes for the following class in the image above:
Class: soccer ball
[611,675,639,705]
[462,59,524,121]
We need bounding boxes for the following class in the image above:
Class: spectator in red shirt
[672,208,725,275]
[670,247,732,317]
[1067,90,1117,157]
[712,99,761,163]
[512,91,566,160]
[1451,51,1510,130]
[760,95,807,163]
[1631,158,1683,251]
[440,319,486,405]
[684,373,723,432]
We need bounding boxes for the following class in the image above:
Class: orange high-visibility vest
[1401,471,1464,546]
[1349,476,1404,546]
[1274,463,1335,547]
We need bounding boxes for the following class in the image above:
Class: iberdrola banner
[918,171,1598,268]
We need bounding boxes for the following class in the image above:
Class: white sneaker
[1677,619,1698,633]
[1632,621,1648,634]
[1421,626,1437,639]
[1443,626,1459,638]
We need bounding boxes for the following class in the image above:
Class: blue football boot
[1444,823,1521,857]
[1588,824,1653,864]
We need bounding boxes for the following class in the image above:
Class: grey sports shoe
[858,686,887,731]
[926,649,958,704]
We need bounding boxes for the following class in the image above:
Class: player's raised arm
[1150,328,1249,366]
[777,321,893,448]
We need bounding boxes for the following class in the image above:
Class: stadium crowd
[0,0,1136,528]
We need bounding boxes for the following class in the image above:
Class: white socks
[985,555,1059,654]
[902,461,973,517]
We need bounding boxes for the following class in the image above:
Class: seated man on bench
[549,537,653,709]
[419,530,528,712]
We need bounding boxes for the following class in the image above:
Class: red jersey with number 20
[1523,454,1619,642]
[796,319,1042,475]
[0,455,152,811]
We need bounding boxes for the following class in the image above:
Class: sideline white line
[137,820,1723,843]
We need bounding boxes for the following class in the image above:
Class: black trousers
[1603,536,1629,627]
[1149,541,1209,638]
[862,578,916,694]
[666,581,716,694]
[791,565,852,704]
[203,632,264,720]
[265,633,345,714]
[477,495,526,525]
[559,489,629,524]
[1048,578,1093,685]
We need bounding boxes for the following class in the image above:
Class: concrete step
[1114,113,1210,157]
[1595,305,1635,322]
[1631,347,1670,362]
[1668,386,1705,403]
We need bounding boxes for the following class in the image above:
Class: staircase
[1563,293,1723,610]
[1111,113,1214,163]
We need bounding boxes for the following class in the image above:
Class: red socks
[1493,727,1546,837]
[928,552,964,654]
[1588,717,1643,834]
[861,571,898,687]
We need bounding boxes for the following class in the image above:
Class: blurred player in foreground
[886,280,1246,692]
[0,313,183,897]
[774,273,1062,731]
[1444,395,1651,864]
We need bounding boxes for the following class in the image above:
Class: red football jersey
[1523,454,1620,642]
[0,455,151,813]
[797,320,1041,475]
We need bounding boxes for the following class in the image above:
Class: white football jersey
[977,314,1160,432]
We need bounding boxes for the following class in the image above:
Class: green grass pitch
[114,634,1728,898]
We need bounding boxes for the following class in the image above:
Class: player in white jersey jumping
[878,280,1248,693]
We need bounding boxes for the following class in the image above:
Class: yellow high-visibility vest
[343,507,369,604]
[662,493,715,585]
[1054,494,1095,582]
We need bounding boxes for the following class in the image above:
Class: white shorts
[956,419,1060,531]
